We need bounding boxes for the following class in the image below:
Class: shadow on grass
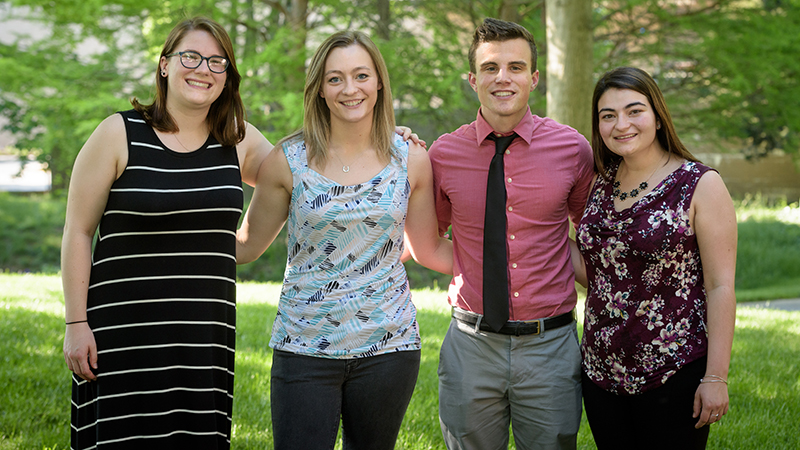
[0,308,69,449]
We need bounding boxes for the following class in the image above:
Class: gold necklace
[612,153,669,200]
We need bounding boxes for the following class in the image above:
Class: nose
[342,78,358,95]
[495,67,511,83]
[193,57,212,74]
[615,115,630,130]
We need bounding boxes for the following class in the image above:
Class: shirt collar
[475,106,536,147]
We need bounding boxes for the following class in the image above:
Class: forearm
[61,230,94,322]
[704,285,736,379]
[410,236,453,275]
[569,238,587,288]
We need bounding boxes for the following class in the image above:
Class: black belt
[452,308,575,336]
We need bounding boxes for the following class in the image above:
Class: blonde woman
[236,31,452,450]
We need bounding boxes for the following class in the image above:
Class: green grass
[734,198,800,301]
[1,274,799,449]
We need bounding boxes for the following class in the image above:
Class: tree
[545,0,593,138]
[2,0,797,194]
[592,0,800,157]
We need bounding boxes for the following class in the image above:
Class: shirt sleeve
[568,133,596,228]
[429,140,453,237]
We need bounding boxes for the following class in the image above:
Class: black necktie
[483,133,516,332]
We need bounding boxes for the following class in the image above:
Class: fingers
[693,383,729,428]
[64,351,97,381]
[63,325,99,381]
[692,389,702,418]
[695,410,724,429]
[77,356,98,381]
[394,126,428,148]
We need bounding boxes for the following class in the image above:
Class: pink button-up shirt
[429,108,594,320]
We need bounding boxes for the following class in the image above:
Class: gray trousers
[438,316,582,450]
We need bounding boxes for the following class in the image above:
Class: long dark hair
[131,16,245,146]
[591,67,699,180]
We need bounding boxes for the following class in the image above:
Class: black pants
[582,356,711,450]
[271,349,421,450]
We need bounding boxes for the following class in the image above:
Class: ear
[530,70,540,92]
[468,72,478,93]
[159,56,168,76]
[319,90,325,98]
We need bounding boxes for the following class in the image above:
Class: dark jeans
[582,356,710,450]
[270,349,421,450]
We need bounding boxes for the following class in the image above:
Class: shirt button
[505,149,511,155]
[507,177,512,183]
[508,206,513,212]
[512,263,518,269]
[510,235,516,240]
[514,292,520,298]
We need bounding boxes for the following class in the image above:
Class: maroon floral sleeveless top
[577,160,713,395]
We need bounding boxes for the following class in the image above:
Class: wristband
[66,320,88,325]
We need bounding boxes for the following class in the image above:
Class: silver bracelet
[700,376,728,385]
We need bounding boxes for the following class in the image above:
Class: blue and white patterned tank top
[268,134,420,358]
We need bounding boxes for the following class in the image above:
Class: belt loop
[474,314,483,333]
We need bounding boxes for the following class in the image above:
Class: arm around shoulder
[403,142,453,275]
[236,142,292,264]
[237,122,274,187]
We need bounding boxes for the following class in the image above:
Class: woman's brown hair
[131,16,245,146]
[591,67,699,180]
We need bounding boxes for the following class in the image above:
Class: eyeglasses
[166,51,229,73]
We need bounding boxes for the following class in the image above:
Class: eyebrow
[480,60,528,69]
[598,101,648,113]
[324,66,373,76]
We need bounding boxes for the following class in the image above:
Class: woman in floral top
[572,67,736,449]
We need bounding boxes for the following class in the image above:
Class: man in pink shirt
[429,18,594,450]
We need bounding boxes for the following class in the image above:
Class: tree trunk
[377,0,391,40]
[498,0,521,23]
[545,0,592,139]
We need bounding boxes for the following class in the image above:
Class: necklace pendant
[342,165,350,173]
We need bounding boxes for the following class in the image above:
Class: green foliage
[0,193,64,273]
[592,0,800,157]
[2,274,799,449]
[692,1,800,157]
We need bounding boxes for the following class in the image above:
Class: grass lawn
[1,274,799,449]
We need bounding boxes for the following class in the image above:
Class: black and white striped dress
[71,110,242,449]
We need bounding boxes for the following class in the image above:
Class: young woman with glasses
[60,16,271,449]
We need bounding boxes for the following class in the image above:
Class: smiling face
[319,44,381,128]
[469,38,538,132]
[160,30,227,111]
[597,88,663,158]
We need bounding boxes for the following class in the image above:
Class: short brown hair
[131,16,245,146]
[468,18,537,74]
